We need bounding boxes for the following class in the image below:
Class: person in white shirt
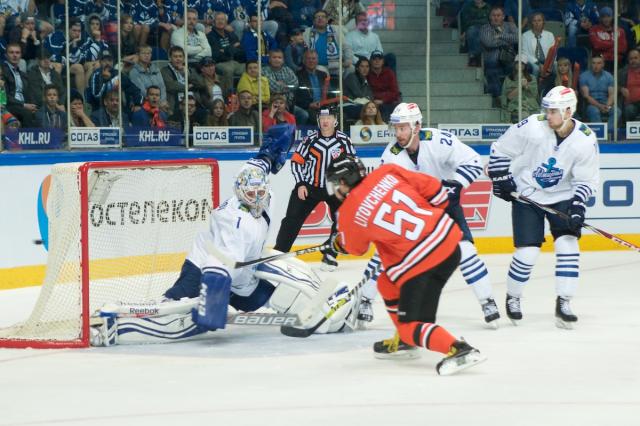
[488,86,599,329]
[345,12,383,65]
[521,12,556,77]
[170,8,212,66]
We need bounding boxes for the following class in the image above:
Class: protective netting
[0,160,215,347]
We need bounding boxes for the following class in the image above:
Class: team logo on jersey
[420,130,433,140]
[330,146,343,159]
[579,124,592,136]
[533,157,564,188]
[390,142,403,155]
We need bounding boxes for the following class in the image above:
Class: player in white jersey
[357,102,500,328]
[90,125,357,345]
[487,86,599,329]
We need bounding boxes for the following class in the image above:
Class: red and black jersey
[290,130,356,189]
[336,164,462,286]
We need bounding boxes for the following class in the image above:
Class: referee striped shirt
[290,130,356,189]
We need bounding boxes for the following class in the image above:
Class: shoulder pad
[579,124,592,136]
[390,143,404,155]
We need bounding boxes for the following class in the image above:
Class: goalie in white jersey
[358,102,500,329]
[91,125,356,345]
[487,86,599,329]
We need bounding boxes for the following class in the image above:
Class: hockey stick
[206,240,331,269]
[280,265,379,338]
[512,192,640,253]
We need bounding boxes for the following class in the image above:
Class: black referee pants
[274,186,341,253]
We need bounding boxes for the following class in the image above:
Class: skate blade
[437,351,487,376]
[484,320,499,330]
[508,317,521,326]
[374,349,422,360]
[555,317,575,330]
[320,263,337,272]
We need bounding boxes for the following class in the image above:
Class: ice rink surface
[1,251,639,426]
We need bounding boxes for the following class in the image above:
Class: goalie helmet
[234,165,270,218]
[389,102,422,128]
[326,155,367,196]
[541,86,577,117]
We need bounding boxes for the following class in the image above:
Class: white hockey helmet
[234,165,270,218]
[541,86,577,117]
[389,102,423,128]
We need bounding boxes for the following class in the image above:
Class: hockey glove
[488,171,516,202]
[567,198,586,232]
[441,180,463,207]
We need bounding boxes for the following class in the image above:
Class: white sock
[554,235,579,298]
[506,246,540,297]
[458,240,492,302]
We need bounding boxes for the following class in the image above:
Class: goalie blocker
[90,254,360,346]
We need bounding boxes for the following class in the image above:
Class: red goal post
[0,159,219,348]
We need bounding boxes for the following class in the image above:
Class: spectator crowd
[0,0,401,145]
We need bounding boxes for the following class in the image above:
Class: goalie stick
[280,264,381,338]
[206,240,331,269]
[512,192,640,253]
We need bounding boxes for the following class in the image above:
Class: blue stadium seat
[557,47,589,71]
[151,47,168,61]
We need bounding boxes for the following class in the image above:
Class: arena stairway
[369,0,501,126]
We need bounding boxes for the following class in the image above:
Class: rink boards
[1,144,639,290]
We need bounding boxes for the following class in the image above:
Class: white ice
[1,251,639,426]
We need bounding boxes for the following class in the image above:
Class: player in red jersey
[326,155,486,375]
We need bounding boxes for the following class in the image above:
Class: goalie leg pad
[229,279,275,312]
[164,259,202,300]
[256,259,319,314]
[193,269,231,330]
[90,314,208,346]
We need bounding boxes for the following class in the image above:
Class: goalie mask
[326,155,367,198]
[234,166,270,218]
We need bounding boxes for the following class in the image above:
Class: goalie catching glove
[488,170,516,202]
[567,197,586,232]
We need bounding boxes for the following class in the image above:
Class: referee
[274,106,356,271]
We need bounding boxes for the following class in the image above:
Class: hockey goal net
[0,159,218,348]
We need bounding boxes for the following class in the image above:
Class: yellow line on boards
[1,235,638,291]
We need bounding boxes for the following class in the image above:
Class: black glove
[488,170,516,202]
[329,233,348,255]
[567,198,586,232]
[441,180,463,207]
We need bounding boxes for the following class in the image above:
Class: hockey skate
[555,296,578,329]
[320,250,338,271]
[357,297,374,323]
[373,332,421,360]
[436,339,486,376]
[481,298,500,329]
[506,294,522,325]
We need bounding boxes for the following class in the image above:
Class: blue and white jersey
[68,0,90,21]
[198,0,229,22]
[489,114,599,205]
[381,128,484,187]
[44,31,66,62]
[160,0,184,24]
[186,194,272,297]
[132,0,159,25]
